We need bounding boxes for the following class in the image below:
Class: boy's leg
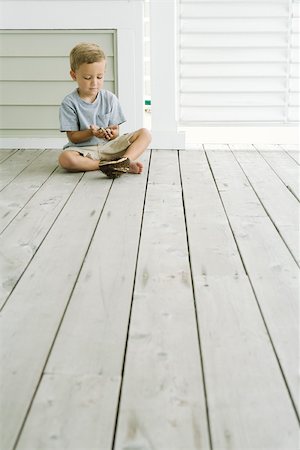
[59,151,99,172]
[59,128,151,174]
[124,128,151,173]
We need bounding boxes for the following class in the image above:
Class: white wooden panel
[181,107,285,122]
[114,150,210,449]
[0,149,18,163]
[181,33,287,47]
[289,78,300,90]
[181,0,289,2]
[180,62,287,77]
[292,1,300,16]
[291,33,300,46]
[288,106,300,120]
[181,77,286,92]
[181,48,287,62]
[206,148,300,415]
[0,150,59,235]
[0,57,114,81]
[289,92,300,104]
[180,149,299,448]
[258,150,299,200]
[180,0,289,3]
[0,165,82,308]
[292,17,300,31]
[16,374,122,450]
[181,92,285,106]
[0,130,62,137]
[179,0,299,125]
[234,150,300,263]
[1,102,117,128]
[0,30,117,136]
[180,3,289,18]
[290,63,300,76]
[1,106,62,129]
[15,153,150,450]
[0,81,115,105]
[0,170,112,450]
[180,17,288,32]
[291,47,300,62]
[0,31,115,56]
[0,149,43,191]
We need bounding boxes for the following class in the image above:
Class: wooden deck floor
[0,145,299,450]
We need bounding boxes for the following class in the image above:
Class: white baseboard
[182,126,299,147]
[150,130,186,149]
[0,138,66,149]
[0,126,298,149]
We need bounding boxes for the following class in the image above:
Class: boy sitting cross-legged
[59,42,151,178]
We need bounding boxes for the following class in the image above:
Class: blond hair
[70,43,106,71]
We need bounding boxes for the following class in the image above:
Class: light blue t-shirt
[59,89,126,148]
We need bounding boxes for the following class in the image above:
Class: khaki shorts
[66,133,134,161]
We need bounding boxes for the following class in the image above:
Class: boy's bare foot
[129,161,143,174]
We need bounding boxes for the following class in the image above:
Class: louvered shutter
[289,1,300,121]
[179,0,300,125]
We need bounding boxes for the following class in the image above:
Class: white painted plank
[0,81,115,105]
[0,166,82,309]
[280,144,300,164]
[227,144,254,151]
[0,149,43,190]
[257,149,300,201]
[181,77,285,92]
[252,144,282,151]
[0,149,59,233]
[279,145,300,151]
[180,150,299,449]
[181,106,284,122]
[181,32,287,48]
[16,152,150,450]
[204,144,229,151]
[206,150,300,416]
[180,17,288,33]
[285,151,300,165]
[180,92,285,108]
[0,31,114,57]
[181,3,288,18]
[17,373,121,450]
[232,149,299,264]
[0,56,114,81]
[114,150,210,450]
[0,149,18,163]
[0,170,112,450]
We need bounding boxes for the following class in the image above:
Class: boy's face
[70,60,106,100]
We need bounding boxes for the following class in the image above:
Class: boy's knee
[59,151,78,170]
[139,127,152,143]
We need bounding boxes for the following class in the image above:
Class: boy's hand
[90,124,118,140]
[90,124,108,139]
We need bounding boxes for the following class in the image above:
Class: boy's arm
[66,129,93,144]
[67,127,111,144]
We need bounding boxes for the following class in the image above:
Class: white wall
[0,0,145,149]
[150,0,299,147]
[0,0,299,148]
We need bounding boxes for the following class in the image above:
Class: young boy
[59,43,151,178]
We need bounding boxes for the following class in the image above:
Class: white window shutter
[288,0,300,121]
[179,0,300,125]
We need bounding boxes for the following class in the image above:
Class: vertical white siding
[179,0,300,125]
[0,30,116,137]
